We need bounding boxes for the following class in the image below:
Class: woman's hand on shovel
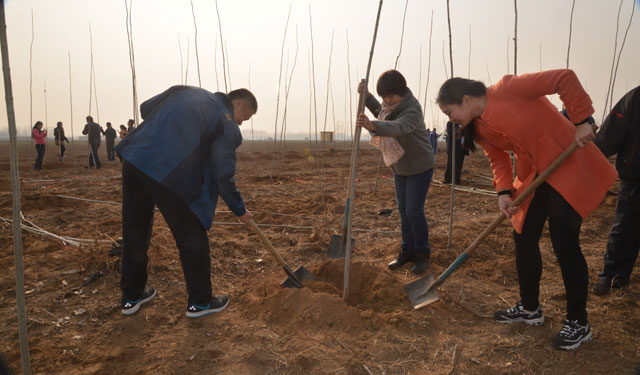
[498,195,518,218]
[238,210,253,224]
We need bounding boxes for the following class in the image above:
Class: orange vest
[475,70,617,233]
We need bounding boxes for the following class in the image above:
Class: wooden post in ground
[1,2,33,373]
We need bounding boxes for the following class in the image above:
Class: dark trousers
[57,142,66,158]
[120,161,212,305]
[394,168,433,255]
[88,143,102,168]
[34,144,45,169]
[444,139,465,184]
[106,140,115,161]
[513,182,588,324]
[601,181,640,282]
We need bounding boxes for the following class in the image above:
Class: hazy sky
[1,0,639,140]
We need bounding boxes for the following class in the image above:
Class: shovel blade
[281,266,318,288]
[404,273,440,309]
[327,234,355,259]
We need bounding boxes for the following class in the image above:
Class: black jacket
[594,86,640,183]
[82,122,104,145]
[104,127,117,142]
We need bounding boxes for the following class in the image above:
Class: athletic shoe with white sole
[186,295,230,318]
[493,301,545,326]
[121,286,156,315]
[551,320,592,350]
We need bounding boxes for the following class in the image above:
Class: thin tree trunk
[346,30,353,145]
[178,34,183,84]
[269,5,291,179]
[486,62,492,85]
[468,25,471,78]
[224,41,232,89]
[395,0,410,69]
[125,0,139,124]
[446,0,454,76]
[309,5,324,198]
[344,0,384,303]
[88,23,94,116]
[29,9,34,162]
[513,0,518,75]
[280,26,299,162]
[442,40,449,79]
[506,36,510,74]
[190,0,201,87]
[609,0,635,111]
[567,0,576,68]
[602,0,625,123]
[214,33,220,90]
[422,10,433,116]
[321,30,335,152]
[68,52,74,144]
[1,4,33,373]
[185,36,190,84]
[215,0,228,91]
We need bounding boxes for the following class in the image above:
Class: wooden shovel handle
[247,219,290,269]
[435,141,579,285]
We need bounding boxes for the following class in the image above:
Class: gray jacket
[365,89,434,176]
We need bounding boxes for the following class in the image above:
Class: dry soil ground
[1,140,639,374]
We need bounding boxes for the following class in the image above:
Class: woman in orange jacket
[437,69,617,351]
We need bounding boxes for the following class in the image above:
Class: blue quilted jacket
[115,85,246,229]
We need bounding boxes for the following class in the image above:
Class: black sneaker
[121,286,156,315]
[494,301,544,325]
[186,295,230,318]
[551,320,592,350]
[388,250,413,270]
[411,252,430,274]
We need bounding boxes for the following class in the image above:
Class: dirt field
[1,139,638,374]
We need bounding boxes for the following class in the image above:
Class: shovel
[247,219,317,288]
[327,86,367,259]
[405,142,579,310]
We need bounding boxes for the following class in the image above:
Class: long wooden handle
[435,141,579,285]
[247,219,289,269]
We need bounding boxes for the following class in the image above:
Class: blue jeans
[394,168,433,255]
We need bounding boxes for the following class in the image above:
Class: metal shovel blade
[327,234,355,259]
[404,274,440,309]
[281,266,318,288]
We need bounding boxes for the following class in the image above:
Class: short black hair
[57,121,62,126]
[106,122,112,127]
[437,77,487,105]
[228,88,258,113]
[376,70,408,97]
[86,115,93,122]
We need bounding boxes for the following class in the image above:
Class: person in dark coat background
[53,121,69,161]
[443,121,467,184]
[104,122,117,161]
[82,116,104,169]
[115,86,257,319]
[592,86,640,295]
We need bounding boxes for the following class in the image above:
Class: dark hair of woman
[438,78,487,153]
[376,70,408,98]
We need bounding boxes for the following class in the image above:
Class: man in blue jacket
[115,86,257,318]
[592,86,640,295]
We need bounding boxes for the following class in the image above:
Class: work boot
[388,249,413,270]
[592,275,629,296]
[411,252,430,274]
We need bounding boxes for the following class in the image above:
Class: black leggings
[513,182,588,324]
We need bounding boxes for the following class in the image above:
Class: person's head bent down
[228,88,258,126]
[376,69,408,107]
[437,77,488,127]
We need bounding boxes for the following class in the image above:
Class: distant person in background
[429,127,439,155]
[592,86,640,295]
[443,121,466,184]
[32,120,47,171]
[357,70,435,275]
[53,121,69,161]
[119,124,128,139]
[127,118,136,133]
[104,122,117,161]
[82,115,104,169]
